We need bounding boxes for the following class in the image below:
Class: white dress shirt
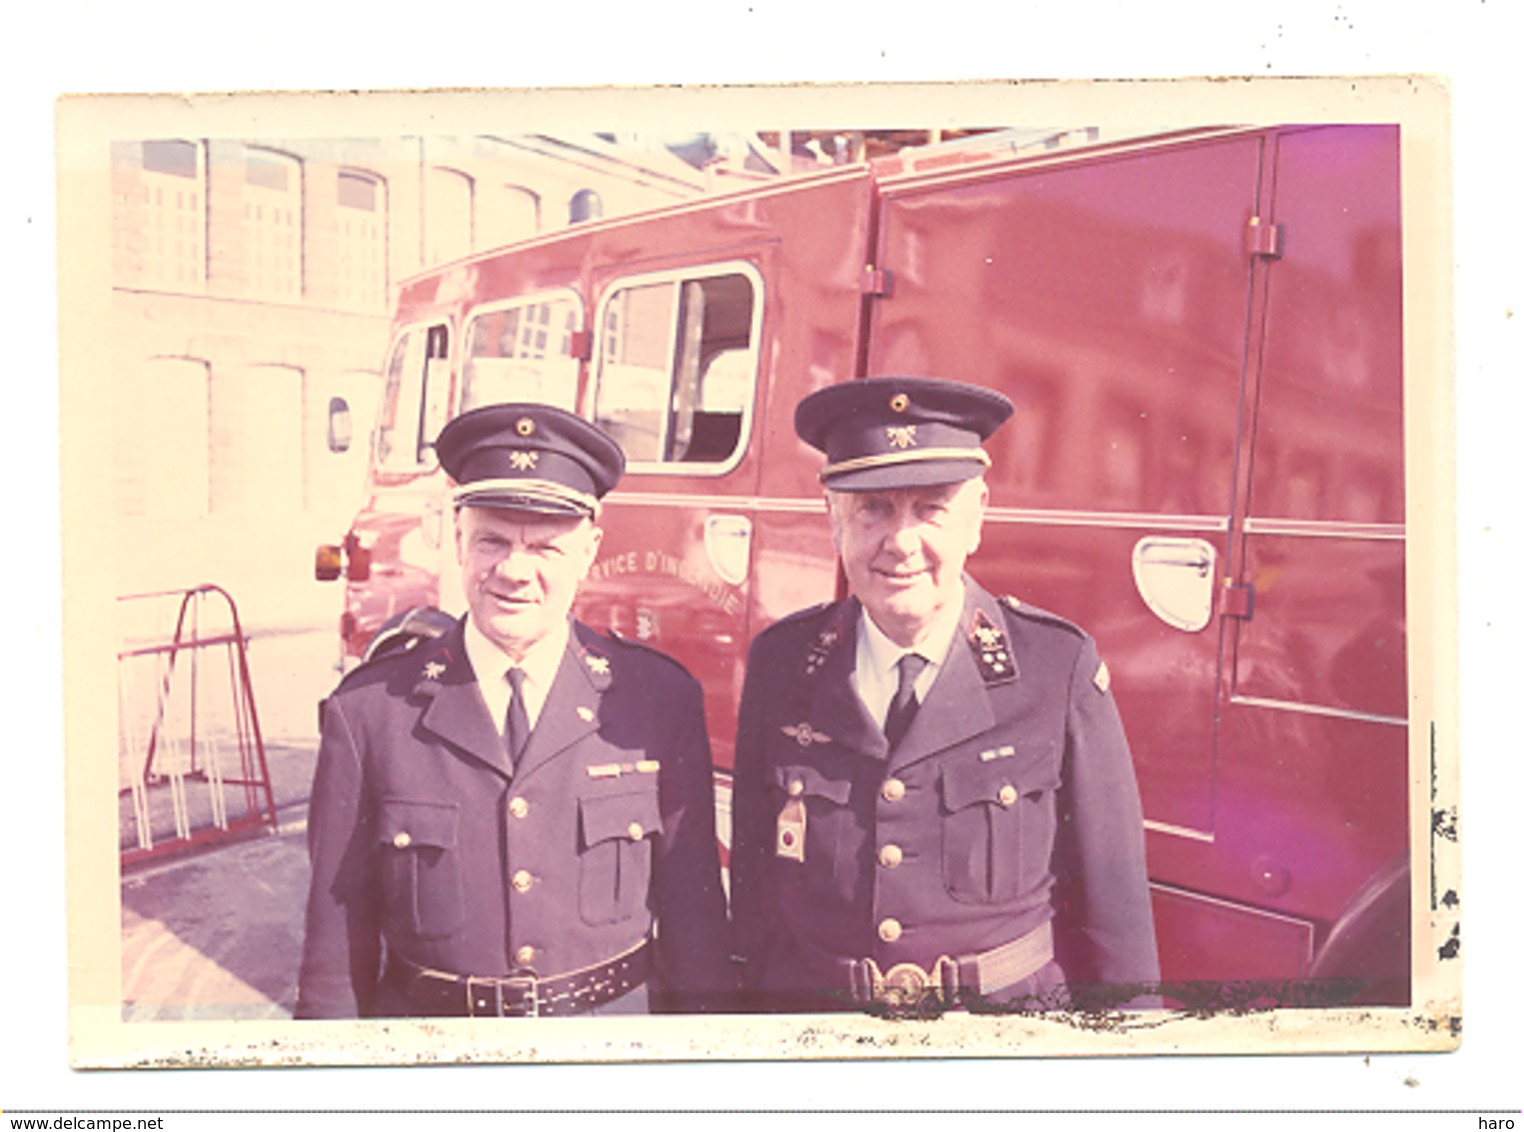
[463,616,570,735]
[852,590,963,730]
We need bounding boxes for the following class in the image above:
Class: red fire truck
[317,124,1409,1003]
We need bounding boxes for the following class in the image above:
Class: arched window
[477,183,541,249]
[336,169,387,310]
[425,167,474,266]
[244,147,304,300]
[135,139,207,291]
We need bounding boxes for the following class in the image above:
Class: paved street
[119,625,339,1021]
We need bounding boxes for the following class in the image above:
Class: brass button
[627,822,645,842]
[997,784,1018,807]
[511,869,533,893]
[391,831,412,849]
[508,797,529,819]
[881,778,906,803]
[878,918,903,943]
[788,779,805,797]
[515,945,536,966]
[879,844,904,868]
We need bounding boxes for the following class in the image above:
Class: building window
[244,148,303,300]
[425,167,474,266]
[477,183,541,249]
[461,293,581,412]
[336,169,387,310]
[591,263,760,472]
[138,140,206,291]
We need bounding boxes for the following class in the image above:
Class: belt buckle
[468,973,540,1018]
[880,961,934,1011]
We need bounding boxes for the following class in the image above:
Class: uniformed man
[729,377,1159,1014]
[295,404,733,1018]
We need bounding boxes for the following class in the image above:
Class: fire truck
[316,123,1410,1003]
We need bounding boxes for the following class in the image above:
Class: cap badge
[515,416,535,437]
[889,392,910,413]
[509,450,539,471]
[782,722,832,748]
[886,425,918,449]
[422,660,446,680]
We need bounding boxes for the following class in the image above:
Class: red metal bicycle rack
[117,584,279,866]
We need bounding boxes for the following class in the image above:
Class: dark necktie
[504,667,530,766]
[883,652,927,749]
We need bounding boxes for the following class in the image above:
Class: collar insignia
[577,705,596,722]
[782,722,832,748]
[885,424,918,449]
[509,450,539,471]
[802,619,843,678]
[1093,660,1111,694]
[422,660,446,680]
[586,654,611,676]
[968,609,1017,685]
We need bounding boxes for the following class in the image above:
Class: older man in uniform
[730,377,1159,1013]
[296,404,732,1018]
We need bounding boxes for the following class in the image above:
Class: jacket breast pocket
[939,744,1060,905]
[578,787,663,927]
[769,760,857,902]
[377,798,463,938]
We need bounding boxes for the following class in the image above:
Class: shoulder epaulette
[770,600,832,630]
[999,594,1087,639]
[598,626,697,683]
[334,632,430,690]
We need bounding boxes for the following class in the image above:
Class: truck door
[1217,125,1408,974]
[866,132,1266,843]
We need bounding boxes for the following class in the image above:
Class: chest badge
[776,792,806,862]
[781,721,831,748]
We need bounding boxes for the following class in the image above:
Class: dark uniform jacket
[729,578,1159,1011]
[295,617,732,1018]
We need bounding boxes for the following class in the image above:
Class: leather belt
[387,938,650,1018]
[806,921,1054,1011]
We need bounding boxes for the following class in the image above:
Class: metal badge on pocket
[775,796,806,862]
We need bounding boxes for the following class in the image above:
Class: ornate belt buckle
[880,961,933,1010]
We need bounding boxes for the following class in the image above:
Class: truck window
[374,322,450,473]
[461,294,581,412]
[591,264,759,472]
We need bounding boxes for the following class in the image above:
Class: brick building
[109,133,717,629]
